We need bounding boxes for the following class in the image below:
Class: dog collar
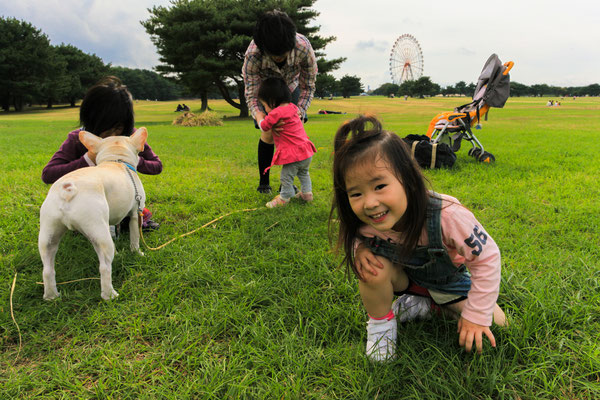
[116,160,143,214]
[116,160,137,173]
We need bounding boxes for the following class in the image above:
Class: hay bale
[172,111,223,127]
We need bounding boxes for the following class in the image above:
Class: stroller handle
[503,61,514,75]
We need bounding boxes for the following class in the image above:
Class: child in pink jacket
[257,77,316,208]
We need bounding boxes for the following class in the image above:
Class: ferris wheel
[389,34,424,84]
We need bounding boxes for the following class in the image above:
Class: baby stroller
[425,54,514,163]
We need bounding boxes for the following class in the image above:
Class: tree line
[372,78,600,98]
[315,74,363,98]
[0,17,184,112]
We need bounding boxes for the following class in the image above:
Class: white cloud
[1,0,171,69]
[2,0,598,89]
[355,40,388,53]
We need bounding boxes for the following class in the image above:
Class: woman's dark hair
[329,115,430,277]
[253,9,297,56]
[80,76,134,137]
[258,77,292,109]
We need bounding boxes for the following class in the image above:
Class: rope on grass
[10,273,22,362]
[140,207,259,251]
[35,277,100,286]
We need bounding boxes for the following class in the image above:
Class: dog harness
[117,160,144,223]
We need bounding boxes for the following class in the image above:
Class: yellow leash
[10,273,22,362]
[139,207,259,251]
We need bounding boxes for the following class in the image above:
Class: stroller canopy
[474,54,511,108]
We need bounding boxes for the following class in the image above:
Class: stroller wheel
[468,148,482,158]
[478,151,495,163]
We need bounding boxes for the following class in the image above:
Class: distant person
[242,9,318,194]
[546,100,552,107]
[182,103,190,111]
[318,109,345,115]
[257,77,316,208]
[176,104,183,111]
[330,115,507,362]
[41,76,162,233]
[404,95,408,101]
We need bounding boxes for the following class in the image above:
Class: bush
[172,111,223,127]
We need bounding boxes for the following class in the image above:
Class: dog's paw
[43,291,61,301]
[101,289,119,300]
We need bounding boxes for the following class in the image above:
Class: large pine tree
[143,0,344,115]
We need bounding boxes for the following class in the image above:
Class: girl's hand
[272,120,285,136]
[457,317,496,354]
[355,243,384,281]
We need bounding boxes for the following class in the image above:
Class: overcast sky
[2,0,598,90]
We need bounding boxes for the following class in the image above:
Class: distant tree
[143,0,344,116]
[110,66,182,101]
[510,82,530,97]
[399,80,416,97]
[410,76,439,98]
[467,82,476,97]
[530,84,551,97]
[0,17,54,111]
[586,84,600,96]
[372,83,400,97]
[454,81,467,96]
[39,46,69,108]
[55,44,107,107]
[442,85,455,96]
[315,74,338,98]
[338,75,363,98]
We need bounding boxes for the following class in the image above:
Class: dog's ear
[79,130,103,152]
[130,127,148,152]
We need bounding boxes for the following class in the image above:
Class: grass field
[1,95,599,399]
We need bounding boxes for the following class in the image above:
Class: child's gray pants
[280,156,312,200]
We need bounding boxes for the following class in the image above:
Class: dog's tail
[59,181,78,202]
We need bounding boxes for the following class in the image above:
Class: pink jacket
[259,103,316,172]
[357,194,501,326]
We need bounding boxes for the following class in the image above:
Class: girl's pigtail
[334,115,383,153]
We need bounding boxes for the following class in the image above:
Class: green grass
[1,96,599,399]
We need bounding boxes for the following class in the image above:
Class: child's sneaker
[266,195,289,208]
[141,207,160,231]
[392,294,432,323]
[295,191,313,202]
[366,316,397,362]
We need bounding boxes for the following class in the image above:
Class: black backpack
[403,134,456,169]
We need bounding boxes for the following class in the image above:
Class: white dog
[39,128,148,300]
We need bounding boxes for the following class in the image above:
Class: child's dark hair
[80,76,134,137]
[258,77,292,110]
[253,9,297,56]
[329,115,430,277]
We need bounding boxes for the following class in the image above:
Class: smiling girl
[330,115,506,362]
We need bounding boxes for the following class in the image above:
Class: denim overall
[362,194,471,300]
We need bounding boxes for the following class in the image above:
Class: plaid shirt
[242,33,317,119]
